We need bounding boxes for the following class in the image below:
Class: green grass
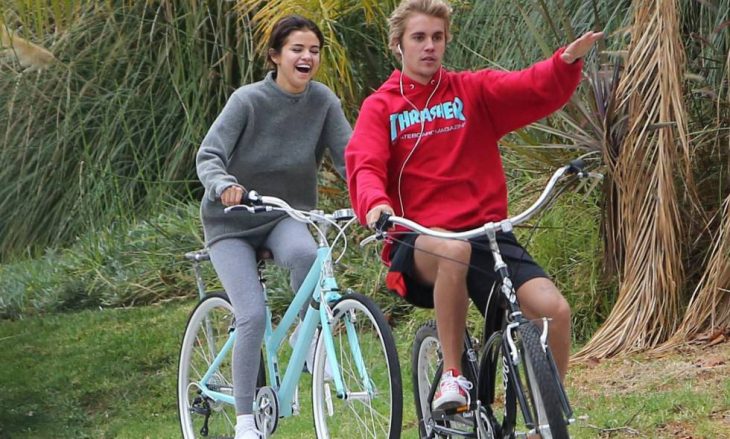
[0,303,187,438]
[2,302,728,438]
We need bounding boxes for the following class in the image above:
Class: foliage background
[0,0,728,351]
[1,1,729,438]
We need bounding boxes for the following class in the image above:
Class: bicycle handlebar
[223,190,355,225]
[360,160,602,246]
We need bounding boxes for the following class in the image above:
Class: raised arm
[560,31,604,64]
[480,31,604,138]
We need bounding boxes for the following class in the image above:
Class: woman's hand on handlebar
[366,204,394,230]
[221,184,245,206]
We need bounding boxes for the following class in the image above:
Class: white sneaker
[432,369,473,411]
[289,322,332,379]
[234,426,264,439]
[235,415,264,439]
[288,321,313,372]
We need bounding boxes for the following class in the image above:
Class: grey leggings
[208,217,317,415]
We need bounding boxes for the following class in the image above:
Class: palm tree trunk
[576,0,692,359]
[657,193,730,350]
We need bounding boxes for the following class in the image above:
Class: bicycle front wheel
[519,322,569,439]
[311,292,403,439]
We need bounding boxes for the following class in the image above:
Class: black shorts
[387,231,548,315]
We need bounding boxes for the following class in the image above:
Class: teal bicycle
[177,192,403,438]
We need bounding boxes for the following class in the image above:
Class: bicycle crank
[254,386,279,437]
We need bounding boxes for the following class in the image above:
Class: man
[346,0,603,411]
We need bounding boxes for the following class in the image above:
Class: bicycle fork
[318,295,375,402]
[503,319,575,435]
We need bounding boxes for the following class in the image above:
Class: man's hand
[366,204,394,230]
[561,31,605,64]
[220,185,245,207]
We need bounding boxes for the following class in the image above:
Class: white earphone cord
[396,67,442,216]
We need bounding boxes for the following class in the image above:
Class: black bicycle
[363,160,602,438]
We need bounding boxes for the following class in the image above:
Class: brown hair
[387,0,452,60]
[267,15,324,68]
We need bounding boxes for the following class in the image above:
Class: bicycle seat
[257,248,273,262]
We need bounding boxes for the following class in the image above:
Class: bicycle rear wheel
[412,320,450,438]
[311,292,402,438]
[519,322,569,439]
[478,330,516,438]
[178,293,266,438]
[412,321,481,438]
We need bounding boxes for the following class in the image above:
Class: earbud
[397,44,403,56]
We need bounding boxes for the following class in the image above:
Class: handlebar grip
[375,212,392,233]
[567,159,586,175]
[243,189,263,206]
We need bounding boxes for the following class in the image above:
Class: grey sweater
[196,72,351,245]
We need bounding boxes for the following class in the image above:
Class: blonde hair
[387,0,452,60]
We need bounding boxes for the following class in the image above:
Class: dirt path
[567,340,730,438]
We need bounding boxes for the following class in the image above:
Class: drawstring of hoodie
[396,67,443,216]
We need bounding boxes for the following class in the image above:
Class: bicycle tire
[178,293,266,438]
[311,292,402,438]
[412,321,450,438]
[519,322,569,439]
[412,321,481,438]
[477,330,516,439]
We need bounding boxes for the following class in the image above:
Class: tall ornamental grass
[0,0,615,339]
[6,0,728,350]
[0,1,257,261]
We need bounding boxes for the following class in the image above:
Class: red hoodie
[346,48,582,267]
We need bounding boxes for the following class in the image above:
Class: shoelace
[441,374,474,407]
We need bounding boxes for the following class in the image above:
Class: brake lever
[359,212,393,247]
[374,212,392,236]
[223,204,272,214]
[359,234,380,247]
[222,189,269,214]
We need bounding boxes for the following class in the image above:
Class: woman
[196,15,350,439]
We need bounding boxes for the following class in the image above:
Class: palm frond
[234,0,395,110]
[576,0,691,359]
[0,24,56,71]
[657,193,730,350]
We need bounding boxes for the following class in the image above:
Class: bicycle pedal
[431,408,448,420]
[431,404,469,421]
[454,404,470,414]
[438,403,471,416]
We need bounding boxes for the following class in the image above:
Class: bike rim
[178,296,237,438]
[416,334,441,436]
[312,298,395,438]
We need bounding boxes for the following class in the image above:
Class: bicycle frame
[369,160,600,438]
[191,208,372,419]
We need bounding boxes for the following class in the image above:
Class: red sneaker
[432,369,472,411]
